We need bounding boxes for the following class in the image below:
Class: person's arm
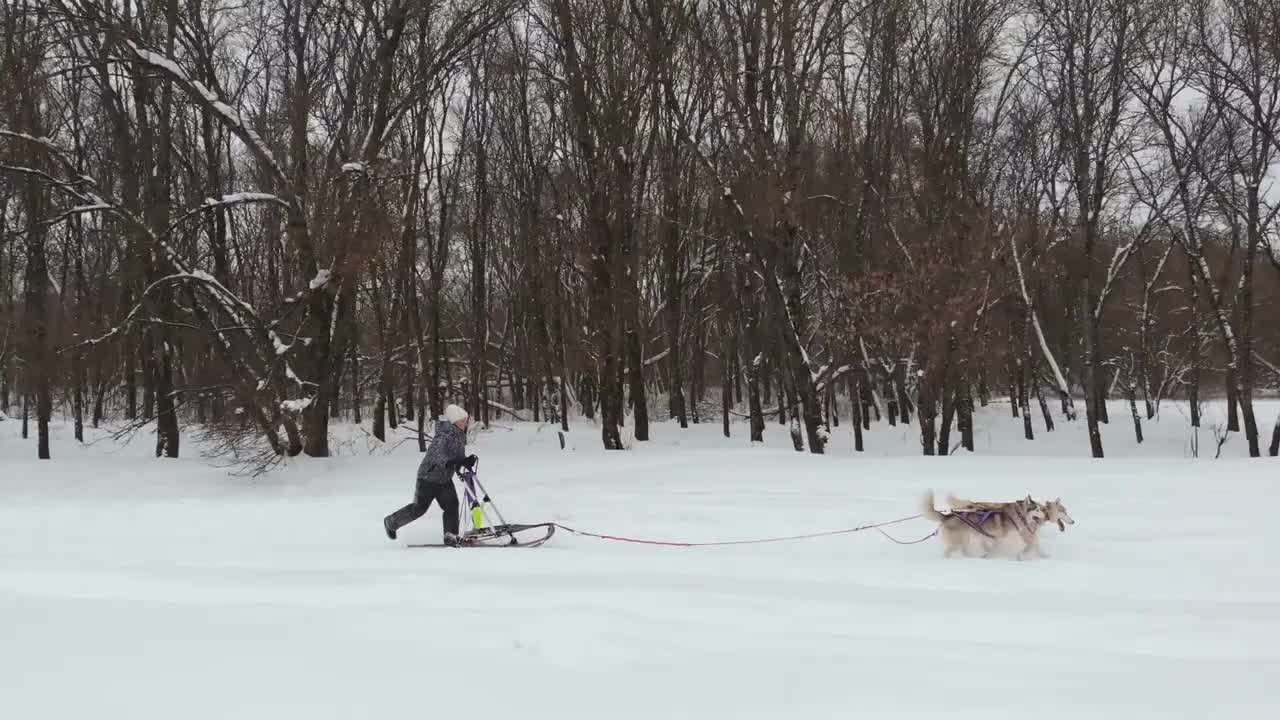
[446,431,475,472]
[454,431,480,470]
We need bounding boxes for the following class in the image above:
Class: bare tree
[0,0,1276,470]
[1028,0,1155,458]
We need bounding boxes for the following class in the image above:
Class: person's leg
[384,501,427,539]
[384,479,437,540]
[435,482,461,541]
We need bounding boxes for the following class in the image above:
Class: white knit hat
[443,404,469,424]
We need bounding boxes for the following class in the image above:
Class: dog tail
[919,490,946,523]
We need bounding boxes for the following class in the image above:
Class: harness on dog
[947,509,997,539]
[947,495,1045,541]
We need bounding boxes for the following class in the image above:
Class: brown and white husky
[920,490,1066,559]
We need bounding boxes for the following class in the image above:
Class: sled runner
[408,523,556,548]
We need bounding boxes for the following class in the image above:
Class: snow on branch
[815,364,854,393]
[284,363,318,389]
[1006,225,1075,416]
[0,130,91,183]
[1095,194,1176,323]
[1255,352,1280,380]
[485,398,531,421]
[63,274,195,351]
[65,203,113,215]
[166,193,288,234]
[806,193,856,208]
[206,192,287,208]
[867,185,916,272]
[643,348,671,366]
[309,269,332,290]
[0,167,112,229]
[0,160,98,206]
[0,131,185,271]
[118,40,291,198]
[280,398,314,414]
[1095,236,1143,322]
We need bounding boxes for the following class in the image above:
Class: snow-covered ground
[2,399,1278,719]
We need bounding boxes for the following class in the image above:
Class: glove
[461,454,478,469]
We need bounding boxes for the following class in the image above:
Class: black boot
[384,515,397,540]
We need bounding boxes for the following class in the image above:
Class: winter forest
[2,0,1279,470]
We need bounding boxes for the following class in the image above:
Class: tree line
[1,0,1278,470]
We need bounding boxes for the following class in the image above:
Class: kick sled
[408,463,554,549]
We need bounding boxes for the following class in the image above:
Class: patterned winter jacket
[417,420,467,484]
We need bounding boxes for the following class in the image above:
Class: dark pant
[386,480,459,535]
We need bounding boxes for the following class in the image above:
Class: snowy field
[2,399,1279,719]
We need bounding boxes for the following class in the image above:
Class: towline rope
[551,514,928,548]
[874,527,940,545]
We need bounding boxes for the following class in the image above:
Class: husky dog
[1038,498,1075,533]
[1021,497,1075,557]
[919,490,1048,559]
[948,493,1075,554]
